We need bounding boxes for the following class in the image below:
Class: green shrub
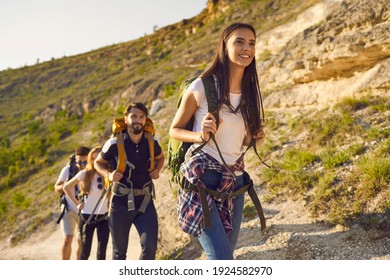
[308,112,359,146]
[243,203,257,219]
[163,83,177,98]
[336,96,369,112]
[27,120,43,135]
[282,149,318,171]
[377,139,390,156]
[357,156,390,190]
[0,200,8,216]
[320,149,351,169]
[263,149,319,197]
[12,191,28,208]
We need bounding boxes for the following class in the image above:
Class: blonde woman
[63,146,109,260]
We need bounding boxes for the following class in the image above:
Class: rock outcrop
[259,0,390,111]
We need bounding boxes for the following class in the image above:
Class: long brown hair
[81,146,101,195]
[201,22,265,136]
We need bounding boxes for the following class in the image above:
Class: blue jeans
[109,199,158,260]
[197,170,245,260]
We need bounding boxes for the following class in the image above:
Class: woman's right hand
[200,112,219,142]
[77,202,84,211]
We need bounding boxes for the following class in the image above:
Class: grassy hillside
[2,0,389,253]
[258,95,390,224]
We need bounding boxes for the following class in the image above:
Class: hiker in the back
[54,145,91,260]
[95,102,165,260]
[169,23,266,260]
[63,146,110,260]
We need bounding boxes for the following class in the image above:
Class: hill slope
[0,0,389,259]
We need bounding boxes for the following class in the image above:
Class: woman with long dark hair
[169,22,265,260]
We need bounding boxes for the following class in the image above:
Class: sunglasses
[97,176,103,190]
[76,161,88,166]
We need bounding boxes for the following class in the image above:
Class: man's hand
[149,169,160,180]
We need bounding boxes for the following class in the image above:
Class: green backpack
[167,75,219,190]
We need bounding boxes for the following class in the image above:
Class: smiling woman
[0,0,208,70]
[169,22,266,260]
[225,28,257,73]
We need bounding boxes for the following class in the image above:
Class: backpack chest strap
[111,181,154,213]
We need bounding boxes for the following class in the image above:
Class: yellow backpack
[112,117,155,174]
[102,117,156,217]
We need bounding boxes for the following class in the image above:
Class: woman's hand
[253,125,265,143]
[200,113,221,142]
[77,201,84,211]
[244,124,266,146]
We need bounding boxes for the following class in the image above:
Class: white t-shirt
[188,77,246,166]
[75,170,109,215]
[57,165,78,212]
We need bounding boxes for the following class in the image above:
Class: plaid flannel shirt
[177,148,244,237]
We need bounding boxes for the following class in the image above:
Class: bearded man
[95,102,164,260]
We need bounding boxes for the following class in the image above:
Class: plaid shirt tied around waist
[178,148,244,237]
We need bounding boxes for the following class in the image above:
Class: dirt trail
[1,169,390,260]
[0,216,141,260]
[2,190,390,260]
[233,199,390,260]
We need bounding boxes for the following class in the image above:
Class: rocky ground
[235,200,390,260]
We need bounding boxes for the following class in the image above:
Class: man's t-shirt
[101,132,162,188]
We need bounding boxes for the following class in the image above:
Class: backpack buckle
[217,191,234,201]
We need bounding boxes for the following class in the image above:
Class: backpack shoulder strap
[201,75,219,127]
[243,138,272,169]
[191,75,219,155]
[145,132,155,171]
[67,154,77,180]
[197,75,235,176]
[117,130,155,174]
[116,131,127,174]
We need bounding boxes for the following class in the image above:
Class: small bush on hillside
[11,191,31,209]
[357,156,390,191]
[263,148,319,197]
[0,200,8,217]
[335,96,369,112]
[320,149,351,169]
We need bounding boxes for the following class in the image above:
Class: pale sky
[0,0,208,71]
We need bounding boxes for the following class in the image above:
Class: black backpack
[56,154,79,224]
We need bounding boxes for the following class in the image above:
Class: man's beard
[129,123,145,135]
